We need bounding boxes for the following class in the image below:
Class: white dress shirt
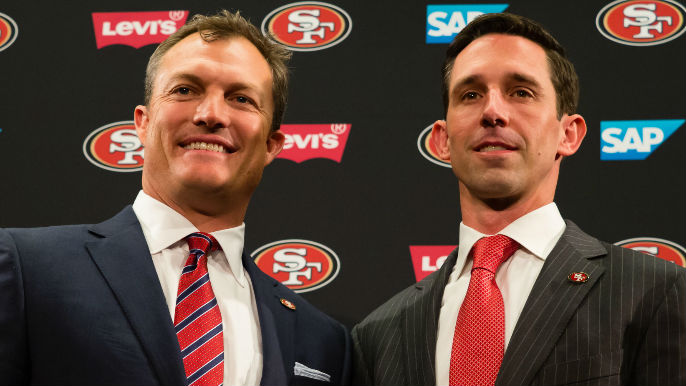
[132,191,262,386]
[435,203,566,386]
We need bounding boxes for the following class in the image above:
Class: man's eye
[236,96,249,103]
[514,89,533,98]
[462,91,479,100]
[175,87,191,95]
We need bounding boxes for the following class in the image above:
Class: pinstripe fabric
[352,221,686,386]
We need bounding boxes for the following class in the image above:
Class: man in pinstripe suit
[352,13,686,386]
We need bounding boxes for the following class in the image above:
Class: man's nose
[480,91,509,128]
[193,93,230,130]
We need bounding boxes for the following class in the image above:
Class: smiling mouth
[183,141,232,153]
[478,145,511,152]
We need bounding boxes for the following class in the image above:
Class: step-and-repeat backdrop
[1,0,684,327]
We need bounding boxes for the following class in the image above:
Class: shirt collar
[132,190,247,286]
[455,202,566,273]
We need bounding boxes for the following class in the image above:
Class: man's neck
[459,187,554,235]
[142,186,247,232]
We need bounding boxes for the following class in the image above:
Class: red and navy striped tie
[174,232,224,386]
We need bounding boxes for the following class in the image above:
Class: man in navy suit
[0,10,350,386]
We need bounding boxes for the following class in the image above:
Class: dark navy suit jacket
[0,207,350,386]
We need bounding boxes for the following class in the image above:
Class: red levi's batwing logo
[277,123,351,163]
[409,245,456,282]
[92,11,189,49]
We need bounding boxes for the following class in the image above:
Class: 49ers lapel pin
[568,272,589,283]
[280,298,296,310]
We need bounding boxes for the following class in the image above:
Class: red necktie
[174,232,224,386]
[449,234,519,386]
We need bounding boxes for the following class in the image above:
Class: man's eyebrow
[509,72,542,88]
[452,75,483,91]
[165,73,259,94]
[166,73,204,86]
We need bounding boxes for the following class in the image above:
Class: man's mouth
[478,145,510,152]
[183,141,229,153]
[475,143,516,152]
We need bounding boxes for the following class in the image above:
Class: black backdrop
[1,0,684,328]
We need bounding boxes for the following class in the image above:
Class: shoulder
[599,239,686,284]
[561,221,685,289]
[354,270,441,334]
[1,224,94,251]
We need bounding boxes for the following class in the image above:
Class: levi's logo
[92,11,189,49]
[277,123,351,163]
[409,245,456,281]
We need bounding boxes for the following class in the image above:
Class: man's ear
[134,105,149,146]
[431,120,451,161]
[264,129,286,165]
[557,114,587,157]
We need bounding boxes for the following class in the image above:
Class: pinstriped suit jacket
[352,221,686,386]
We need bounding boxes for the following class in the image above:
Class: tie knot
[471,234,519,273]
[185,232,220,255]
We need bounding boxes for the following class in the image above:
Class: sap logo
[426,4,508,43]
[616,237,686,267]
[600,119,683,160]
[83,121,144,172]
[252,239,341,293]
[262,2,352,51]
[278,123,351,163]
[92,11,188,49]
[597,0,686,46]
[0,12,18,52]
[409,245,456,281]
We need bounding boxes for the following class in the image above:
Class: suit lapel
[86,207,186,386]
[496,221,607,386]
[242,252,295,386]
[401,247,459,386]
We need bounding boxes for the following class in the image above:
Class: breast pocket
[535,350,623,386]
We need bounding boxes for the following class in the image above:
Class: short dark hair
[144,10,292,132]
[441,13,579,118]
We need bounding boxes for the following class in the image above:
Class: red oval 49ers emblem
[252,239,340,293]
[83,121,144,172]
[417,124,451,168]
[261,2,352,51]
[616,237,686,267]
[0,12,19,52]
[596,0,686,46]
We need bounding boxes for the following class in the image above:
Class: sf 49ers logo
[616,237,686,267]
[262,2,352,51]
[83,121,144,172]
[252,239,340,293]
[417,124,451,168]
[0,12,18,52]
[596,0,686,45]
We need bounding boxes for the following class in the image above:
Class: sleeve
[0,229,29,385]
[631,268,686,386]
[351,325,373,386]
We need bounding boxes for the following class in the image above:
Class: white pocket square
[294,361,331,382]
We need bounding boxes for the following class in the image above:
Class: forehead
[451,33,550,84]
[155,33,272,89]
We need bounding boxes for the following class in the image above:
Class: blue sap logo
[426,4,508,44]
[600,119,684,160]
